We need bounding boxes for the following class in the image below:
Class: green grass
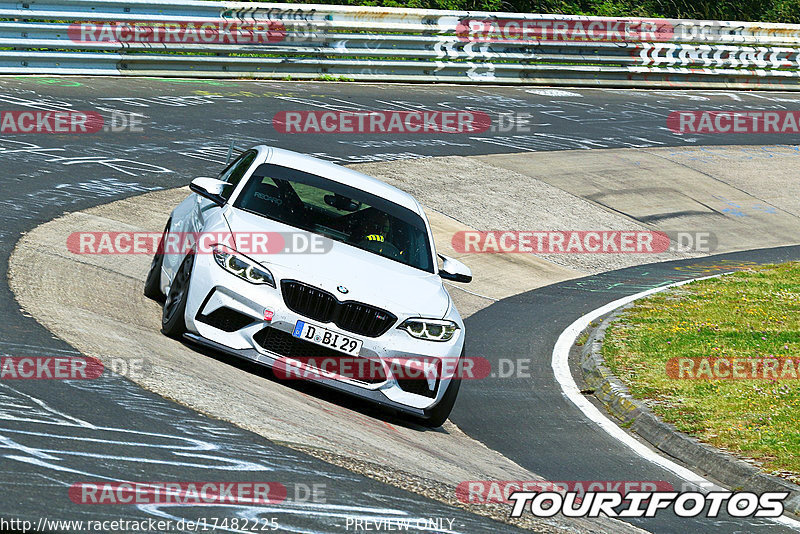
[315,74,355,82]
[602,262,800,481]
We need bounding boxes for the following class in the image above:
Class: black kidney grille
[281,280,337,322]
[281,280,397,337]
[338,302,394,337]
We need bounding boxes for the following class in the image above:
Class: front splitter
[183,332,428,418]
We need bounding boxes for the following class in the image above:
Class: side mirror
[438,254,472,283]
[190,177,230,206]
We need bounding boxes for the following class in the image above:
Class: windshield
[233,163,434,273]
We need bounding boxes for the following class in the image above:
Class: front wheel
[419,374,462,428]
[161,252,194,338]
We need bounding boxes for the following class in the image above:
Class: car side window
[218,151,257,200]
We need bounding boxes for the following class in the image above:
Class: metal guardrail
[3,0,800,88]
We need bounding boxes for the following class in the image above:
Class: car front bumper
[182,253,464,413]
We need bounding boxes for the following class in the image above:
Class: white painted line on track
[551,273,800,530]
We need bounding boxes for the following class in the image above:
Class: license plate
[292,321,362,356]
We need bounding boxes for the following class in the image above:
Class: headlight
[212,244,275,287]
[399,318,458,342]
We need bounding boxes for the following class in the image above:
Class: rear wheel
[161,252,194,338]
[144,219,170,302]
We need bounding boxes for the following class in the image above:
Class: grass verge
[602,262,800,483]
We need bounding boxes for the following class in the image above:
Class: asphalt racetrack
[2,77,800,533]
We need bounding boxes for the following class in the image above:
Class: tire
[161,251,194,338]
[144,219,170,302]
[419,373,462,428]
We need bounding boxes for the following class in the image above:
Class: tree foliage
[290,0,800,23]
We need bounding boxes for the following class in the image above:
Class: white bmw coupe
[144,146,472,426]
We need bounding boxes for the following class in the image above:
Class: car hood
[224,208,450,318]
